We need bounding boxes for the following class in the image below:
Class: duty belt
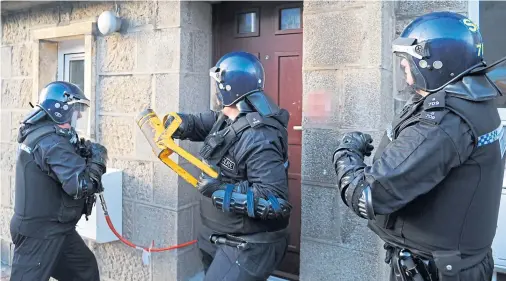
[209,228,288,250]
[386,244,438,281]
[384,242,491,281]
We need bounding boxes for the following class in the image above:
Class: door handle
[293,125,302,131]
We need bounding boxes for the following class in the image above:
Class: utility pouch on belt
[432,249,489,281]
[433,251,462,281]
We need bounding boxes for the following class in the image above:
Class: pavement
[0,264,288,281]
[2,262,505,281]
[1,263,11,281]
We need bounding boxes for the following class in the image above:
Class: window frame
[57,39,90,138]
[234,7,261,38]
[63,53,85,85]
[274,3,303,35]
[468,0,506,126]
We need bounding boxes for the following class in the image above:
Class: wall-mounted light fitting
[97,11,122,36]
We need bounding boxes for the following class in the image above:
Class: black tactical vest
[11,123,85,239]
[369,85,506,259]
[198,112,290,235]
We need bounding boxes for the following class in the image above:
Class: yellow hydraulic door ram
[136,108,218,186]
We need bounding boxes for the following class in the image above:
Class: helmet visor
[70,102,90,130]
[392,36,430,92]
[394,53,428,94]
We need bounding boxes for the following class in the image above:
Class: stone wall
[300,2,395,280]
[1,1,212,280]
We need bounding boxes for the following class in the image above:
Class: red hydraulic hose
[98,193,197,252]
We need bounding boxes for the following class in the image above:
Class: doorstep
[1,263,11,281]
[189,271,289,281]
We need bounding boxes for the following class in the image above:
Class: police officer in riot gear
[10,81,107,281]
[332,12,506,281]
[164,51,291,280]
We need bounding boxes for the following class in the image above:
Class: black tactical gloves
[196,163,225,197]
[78,138,92,158]
[86,141,108,193]
[163,113,194,139]
[332,132,374,171]
[196,172,225,197]
[333,132,374,159]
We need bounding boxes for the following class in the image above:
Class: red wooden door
[213,2,303,280]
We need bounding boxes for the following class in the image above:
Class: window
[237,12,257,34]
[57,39,89,137]
[234,8,260,37]
[275,4,303,35]
[280,7,301,30]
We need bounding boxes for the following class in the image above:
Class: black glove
[87,142,108,192]
[333,132,374,161]
[77,138,92,158]
[196,171,226,198]
[163,113,193,139]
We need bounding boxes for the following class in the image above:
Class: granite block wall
[300,2,395,280]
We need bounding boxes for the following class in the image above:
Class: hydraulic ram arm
[136,108,218,187]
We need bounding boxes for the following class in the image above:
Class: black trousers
[388,250,495,281]
[198,235,289,281]
[10,229,99,281]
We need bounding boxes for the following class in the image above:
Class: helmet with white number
[393,11,485,92]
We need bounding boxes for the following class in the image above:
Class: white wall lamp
[97,10,122,36]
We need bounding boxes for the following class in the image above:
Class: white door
[469,0,506,274]
[57,39,88,137]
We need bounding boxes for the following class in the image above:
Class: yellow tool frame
[136,108,218,187]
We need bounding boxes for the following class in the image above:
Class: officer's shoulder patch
[423,91,446,111]
[220,156,236,171]
[245,112,264,128]
[419,109,450,125]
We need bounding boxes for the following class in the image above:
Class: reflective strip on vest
[18,143,33,154]
[477,124,506,157]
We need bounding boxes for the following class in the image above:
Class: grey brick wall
[300,1,395,280]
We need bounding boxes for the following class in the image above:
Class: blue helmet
[393,11,485,92]
[209,51,265,106]
[37,81,90,126]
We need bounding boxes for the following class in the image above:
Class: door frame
[468,2,506,281]
[468,0,506,125]
[210,2,303,280]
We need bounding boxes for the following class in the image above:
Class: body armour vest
[369,77,506,259]
[198,112,290,235]
[11,123,85,239]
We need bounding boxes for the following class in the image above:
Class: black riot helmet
[393,11,485,93]
[37,81,90,127]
